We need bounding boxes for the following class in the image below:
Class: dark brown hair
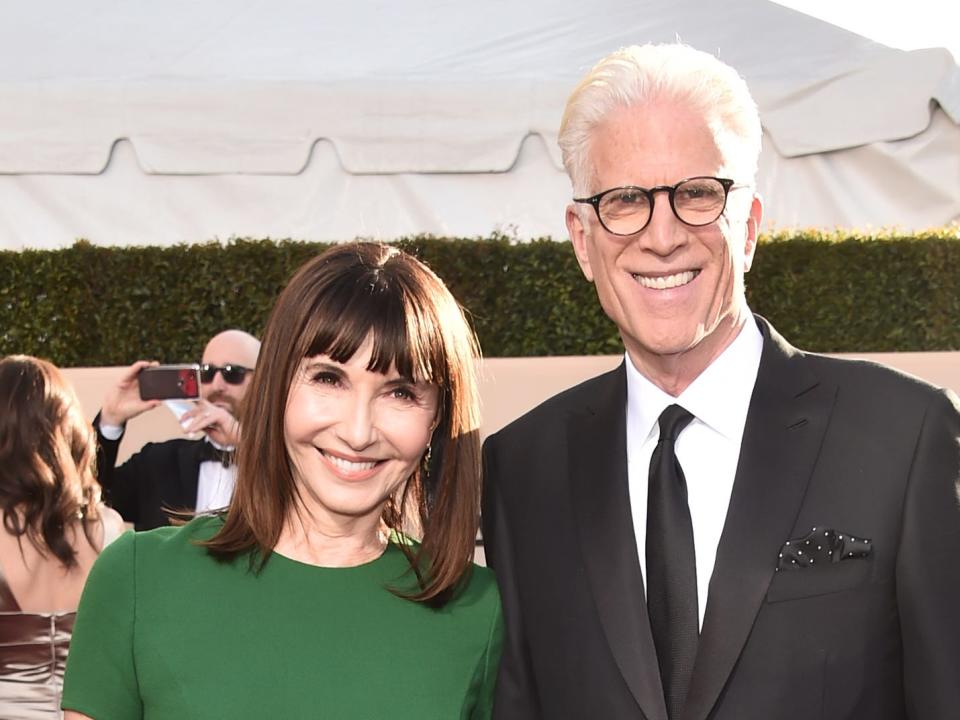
[0,355,103,567]
[204,243,482,606]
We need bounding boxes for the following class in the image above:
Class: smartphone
[138,364,201,401]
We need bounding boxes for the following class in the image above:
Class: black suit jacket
[482,317,960,720]
[95,413,209,531]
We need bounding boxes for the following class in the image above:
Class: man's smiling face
[566,99,762,392]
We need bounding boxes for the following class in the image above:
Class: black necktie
[646,404,698,720]
[197,441,235,468]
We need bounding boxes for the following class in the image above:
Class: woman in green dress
[62,243,502,719]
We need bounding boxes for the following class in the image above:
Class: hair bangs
[299,262,437,384]
[363,281,444,385]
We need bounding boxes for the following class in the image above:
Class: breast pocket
[765,557,873,603]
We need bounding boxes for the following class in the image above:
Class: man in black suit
[95,329,260,530]
[482,44,960,720]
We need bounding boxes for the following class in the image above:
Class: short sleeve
[62,530,143,719]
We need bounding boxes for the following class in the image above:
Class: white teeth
[323,452,377,473]
[633,270,697,289]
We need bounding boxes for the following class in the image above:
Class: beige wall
[65,351,959,464]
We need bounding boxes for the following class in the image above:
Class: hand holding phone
[138,365,201,401]
[101,360,162,427]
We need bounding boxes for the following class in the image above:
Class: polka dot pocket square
[776,527,872,572]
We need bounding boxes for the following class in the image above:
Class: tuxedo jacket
[95,413,210,531]
[482,317,960,720]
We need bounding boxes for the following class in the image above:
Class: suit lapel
[569,364,668,720]
[682,318,837,720]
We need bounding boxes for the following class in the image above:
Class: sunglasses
[199,363,253,385]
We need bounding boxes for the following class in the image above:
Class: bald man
[95,330,260,530]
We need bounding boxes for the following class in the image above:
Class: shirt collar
[205,437,236,452]
[625,314,763,442]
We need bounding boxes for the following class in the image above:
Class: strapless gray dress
[0,564,75,719]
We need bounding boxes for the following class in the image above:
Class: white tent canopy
[1,0,958,248]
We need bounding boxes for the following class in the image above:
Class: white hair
[558,44,762,197]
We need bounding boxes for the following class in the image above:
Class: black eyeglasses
[573,176,747,236]
[199,364,253,385]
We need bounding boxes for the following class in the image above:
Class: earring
[422,443,432,477]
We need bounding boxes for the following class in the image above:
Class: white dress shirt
[626,317,763,627]
[194,447,237,513]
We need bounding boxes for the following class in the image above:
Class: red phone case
[138,365,201,401]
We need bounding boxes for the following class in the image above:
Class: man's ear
[742,194,763,273]
[566,204,595,282]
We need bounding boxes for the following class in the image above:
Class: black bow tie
[197,441,235,468]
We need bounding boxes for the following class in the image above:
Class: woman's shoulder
[142,514,225,551]
[84,515,231,608]
[96,504,126,547]
[95,515,225,569]
[464,561,497,590]
[449,561,501,612]
[381,540,500,613]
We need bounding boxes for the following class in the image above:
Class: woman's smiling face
[283,334,439,529]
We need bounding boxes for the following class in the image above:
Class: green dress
[61,516,502,719]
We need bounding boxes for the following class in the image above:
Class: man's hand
[180,400,241,447]
[101,360,161,427]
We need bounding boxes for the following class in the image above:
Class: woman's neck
[273,511,387,568]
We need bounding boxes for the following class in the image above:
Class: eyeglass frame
[573,176,747,236]
[199,363,254,385]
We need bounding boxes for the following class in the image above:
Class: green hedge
[2,230,958,366]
